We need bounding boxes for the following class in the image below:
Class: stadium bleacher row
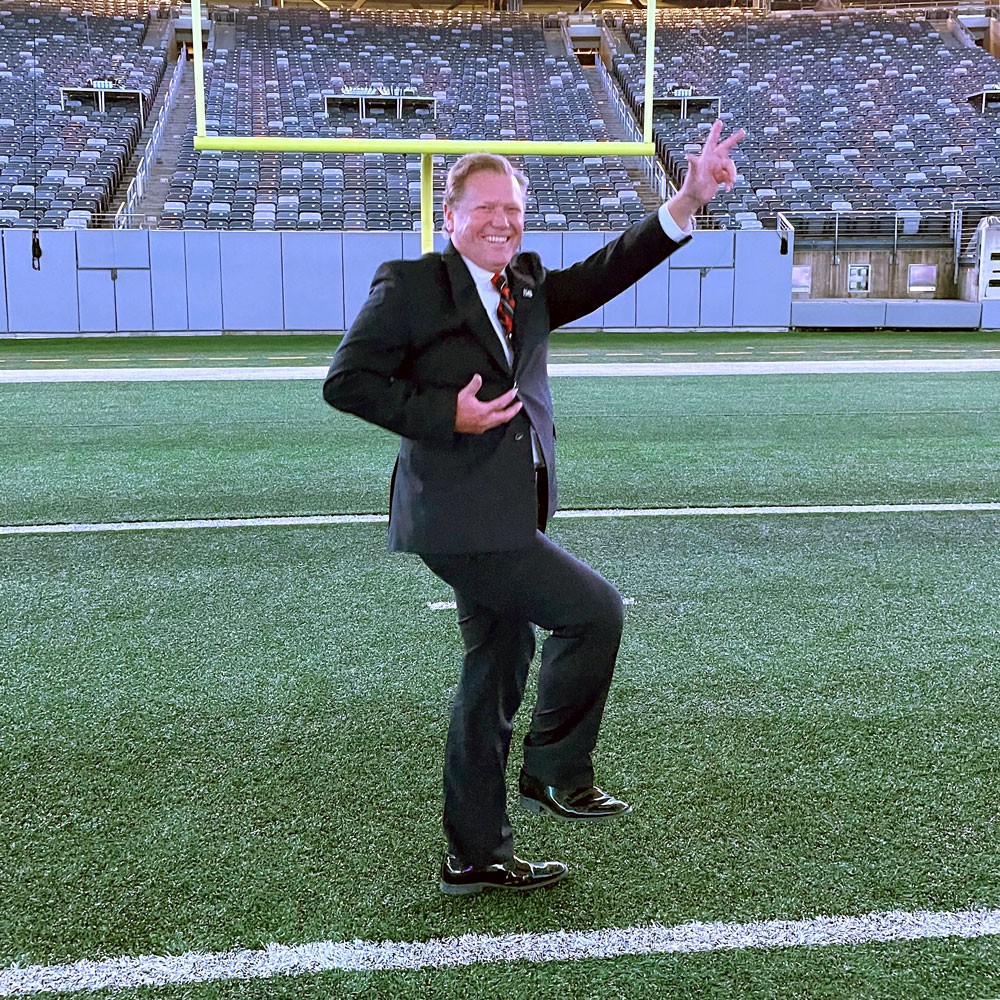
[2,3,1000,234]
[161,9,653,231]
[0,0,165,228]
[612,8,1000,233]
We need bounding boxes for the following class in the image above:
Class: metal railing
[114,45,187,229]
[954,201,1000,256]
[596,53,672,202]
[774,208,957,250]
[775,207,970,281]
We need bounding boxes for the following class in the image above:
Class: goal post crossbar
[189,0,660,251]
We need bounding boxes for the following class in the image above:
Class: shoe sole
[519,794,633,822]
[439,869,569,896]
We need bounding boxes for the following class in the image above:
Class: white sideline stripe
[2,503,998,538]
[2,358,1000,383]
[427,596,637,611]
[2,907,999,995]
[553,501,1000,520]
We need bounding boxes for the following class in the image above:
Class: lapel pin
[523,289,533,298]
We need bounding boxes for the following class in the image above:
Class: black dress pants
[421,529,624,868]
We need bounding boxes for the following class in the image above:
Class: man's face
[444,169,525,274]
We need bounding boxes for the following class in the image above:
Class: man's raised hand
[455,373,522,434]
[684,118,746,204]
[667,119,746,229]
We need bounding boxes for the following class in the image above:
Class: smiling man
[324,122,744,896]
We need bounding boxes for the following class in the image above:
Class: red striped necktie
[491,271,515,347]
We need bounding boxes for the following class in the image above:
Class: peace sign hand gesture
[667,119,746,231]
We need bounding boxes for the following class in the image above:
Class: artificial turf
[2,371,998,526]
[0,329,998,370]
[2,512,998,997]
[2,353,998,998]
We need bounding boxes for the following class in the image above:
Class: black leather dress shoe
[519,769,632,822]
[439,854,569,896]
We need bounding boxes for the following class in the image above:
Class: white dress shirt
[461,204,692,364]
[459,205,693,464]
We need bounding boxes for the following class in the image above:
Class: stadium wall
[4,228,996,335]
[793,248,958,299]
[0,227,795,335]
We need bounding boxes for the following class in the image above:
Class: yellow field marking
[207,356,250,361]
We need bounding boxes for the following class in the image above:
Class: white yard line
[552,501,1000,519]
[2,503,997,538]
[1,907,998,996]
[427,597,638,611]
[2,358,1000,383]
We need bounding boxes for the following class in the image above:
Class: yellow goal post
[189,0,659,252]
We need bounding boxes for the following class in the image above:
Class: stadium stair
[130,56,195,226]
[107,20,178,225]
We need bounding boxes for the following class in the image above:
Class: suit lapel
[507,253,542,373]
[443,242,511,376]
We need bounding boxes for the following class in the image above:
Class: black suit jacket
[324,212,689,554]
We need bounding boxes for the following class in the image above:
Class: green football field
[1,334,999,998]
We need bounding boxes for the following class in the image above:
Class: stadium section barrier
[0,227,794,334]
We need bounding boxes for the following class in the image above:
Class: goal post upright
[189,0,659,252]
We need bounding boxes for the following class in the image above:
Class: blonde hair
[443,153,528,209]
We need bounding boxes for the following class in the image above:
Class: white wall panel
[668,268,700,327]
[560,232,606,328]
[343,234,404,330]
[282,233,344,331]
[115,269,154,331]
[221,232,283,330]
[184,232,223,330]
[733,230,792,327]
[5,230,80,333]
[150,231,189,331]
[700,268,735,327]
[0,234,7,332]
[78,269,116,332]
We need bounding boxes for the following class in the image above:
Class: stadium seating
[612,9,1000,232]
[163,10,654,231]
[0,0,164,228]
[7,4,1000,235]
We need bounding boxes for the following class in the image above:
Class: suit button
[515,432,524,441]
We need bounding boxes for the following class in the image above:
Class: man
[324,120,744,895]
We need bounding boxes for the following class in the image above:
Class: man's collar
[460,254,502,286]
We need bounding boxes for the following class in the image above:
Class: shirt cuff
[658,202,695,242]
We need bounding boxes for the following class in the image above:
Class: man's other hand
[455,373,522,434]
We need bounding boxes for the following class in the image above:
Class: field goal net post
[189,0,659,251]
